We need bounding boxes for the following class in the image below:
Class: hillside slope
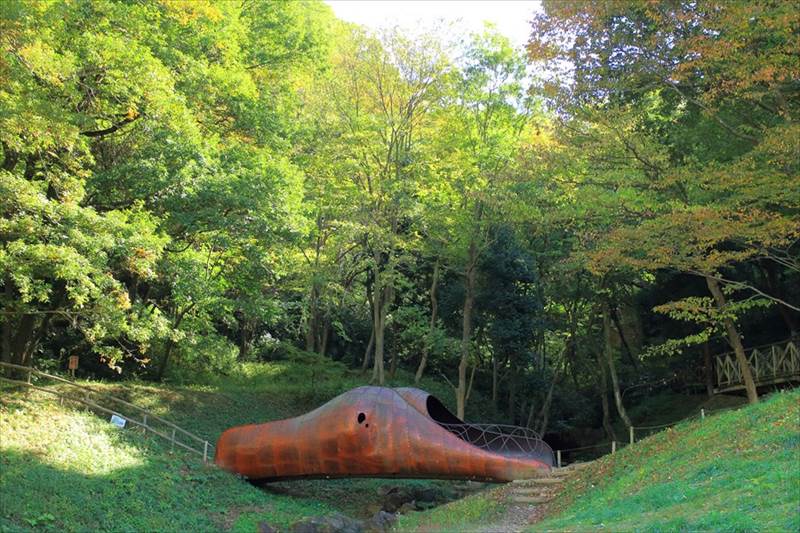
[395,389,799,532]
[534,388,800,532]
[0,355,483,531]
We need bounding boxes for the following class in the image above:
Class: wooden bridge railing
[0,361,215,462]
[715,338,800,393]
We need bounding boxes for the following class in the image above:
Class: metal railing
[0,362,214,463]
[438,421,555,466]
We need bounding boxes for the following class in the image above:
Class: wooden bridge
[715,338,800,394]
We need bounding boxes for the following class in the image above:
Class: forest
[1,0,798,446]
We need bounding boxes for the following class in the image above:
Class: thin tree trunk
[703,341,714,397]
[705,275,759,403]
[604,304,633,429]
[508,362,517,423]
[456,242,477,420]
[415,260,439,384]
[492,353,499,412]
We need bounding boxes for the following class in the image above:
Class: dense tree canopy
[2,0,797,438]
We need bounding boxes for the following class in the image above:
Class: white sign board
[110,414,126,428]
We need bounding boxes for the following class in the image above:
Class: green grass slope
[0,354,483,531]
[0,392,335,532]
[534,388,800,532]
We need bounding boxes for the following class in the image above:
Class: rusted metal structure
[215,386,553,482]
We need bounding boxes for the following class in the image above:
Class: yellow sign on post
[68,356,78,378]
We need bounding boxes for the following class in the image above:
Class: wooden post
[143,414,148,433]
[612,441,617,454]
[203,441,209,463]
[26,368,32,384]
[171,429,176,453]
[557,450,562,468]
[700,408,705,420]
[629,426,634,444]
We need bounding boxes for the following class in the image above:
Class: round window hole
[357,412,366,424]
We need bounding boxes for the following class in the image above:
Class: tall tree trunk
[703,341,714,397]
[525,396,536,428]
[705,275,759,403]
[598,353,618,442]
[508,362,518,423]
[157,304,193,381]
[238,317,249,360]
[361,326,374,374]
[305,284,319,353]
[415,260,439,384]
[389,320,398,379]
[609,304,640,371]
[456,242,477,420]
[319,316,330,358]
[371,296,385,385]
[535,364,562,436]
[371,280,391,385]
[604,305,632,429]
[157,340,175,381]
[1,278,12,365]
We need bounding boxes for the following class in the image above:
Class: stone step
[531,477,564,485]
[512,487,548,495]
[565,461,592,469]
[512,495,551,505]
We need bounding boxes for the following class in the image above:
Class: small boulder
[365,511,397,532]
[290,513,364,533]
[381,486,415,513]
[258,522,278,533]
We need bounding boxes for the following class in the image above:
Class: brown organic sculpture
[215,386,553,482]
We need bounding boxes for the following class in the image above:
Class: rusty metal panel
[215,386,552,482]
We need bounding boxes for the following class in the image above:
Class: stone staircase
[509,461,593,506]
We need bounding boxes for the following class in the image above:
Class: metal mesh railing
[437,421,555,465]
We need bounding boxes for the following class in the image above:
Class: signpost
[110,414,127,428]
[68,356,79,379]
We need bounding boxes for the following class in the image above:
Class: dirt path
[474,500,548,533]
[473,463,590,532]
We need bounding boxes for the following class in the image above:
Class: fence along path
[0,361,215,463]
[553,403,745,468]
